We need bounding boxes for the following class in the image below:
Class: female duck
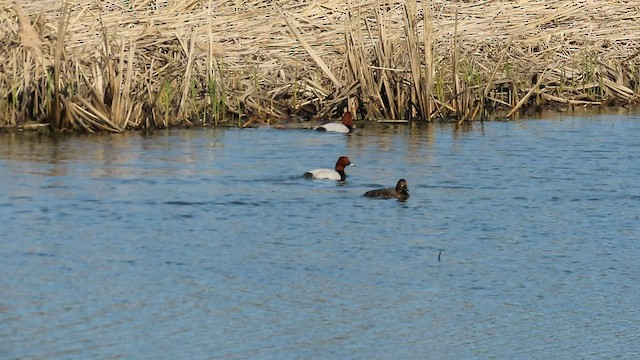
[316,111,353,133]
[304,156,354,181]
[364,179,409,201]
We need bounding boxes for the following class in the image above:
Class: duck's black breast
[395,191,409,201]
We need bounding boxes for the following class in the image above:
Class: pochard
[303,156,354,181]
[315,111,354,133]
[364,179,409,201]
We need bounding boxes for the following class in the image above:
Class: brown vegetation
[1,0,639,132]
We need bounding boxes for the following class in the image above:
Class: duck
[241,117,289,129]
[315,110,353,133]
[303,156,354,181]
[364,179,409,201]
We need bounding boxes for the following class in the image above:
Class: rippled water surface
[2,114,640,359]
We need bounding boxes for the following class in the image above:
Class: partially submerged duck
[315,111,353,133]
[242,117,289,129]
[364,179,409,201]
[303,156,354,181]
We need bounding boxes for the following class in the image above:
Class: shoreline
[3,104,637,136]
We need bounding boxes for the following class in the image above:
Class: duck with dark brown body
[364,179,409,201]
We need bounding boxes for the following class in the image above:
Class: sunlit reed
[1,0,639,132]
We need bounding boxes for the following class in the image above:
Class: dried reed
[1,0,640,132]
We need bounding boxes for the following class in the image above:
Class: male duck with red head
[315,110,353,134]
[303,156,354,181]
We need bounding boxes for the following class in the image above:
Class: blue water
[1,114,640,359]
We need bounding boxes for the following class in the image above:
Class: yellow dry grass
[1,0,639,131]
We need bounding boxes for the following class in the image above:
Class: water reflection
[0,130,228,180]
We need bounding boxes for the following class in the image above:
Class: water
[1,114,640,359]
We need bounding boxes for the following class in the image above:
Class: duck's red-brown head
[334,156,354,181]
[334,156,352,171]
[341,111,354,127]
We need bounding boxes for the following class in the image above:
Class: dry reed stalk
[177,32,196,124]
[343,8,374,119]
[372,8,396,120]
[205,0,226,126]
[276,4,342,89]
[404,1,425,120]
[51,1,70,130]
[110,41,130,130]
[451,9,462,121]
[541,93,601,106]
[423,0,434,120]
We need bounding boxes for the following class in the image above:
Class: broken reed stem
[466,35,514,123]
[277,4,342,89]
[506,68,548,118]
[178,32,196,124]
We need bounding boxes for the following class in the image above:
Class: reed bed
[1,0,640,132]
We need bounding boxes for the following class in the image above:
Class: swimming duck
[241,117,289,129]
[315,111,353,133]
[364,179,409,201]
[303,156,354,181]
